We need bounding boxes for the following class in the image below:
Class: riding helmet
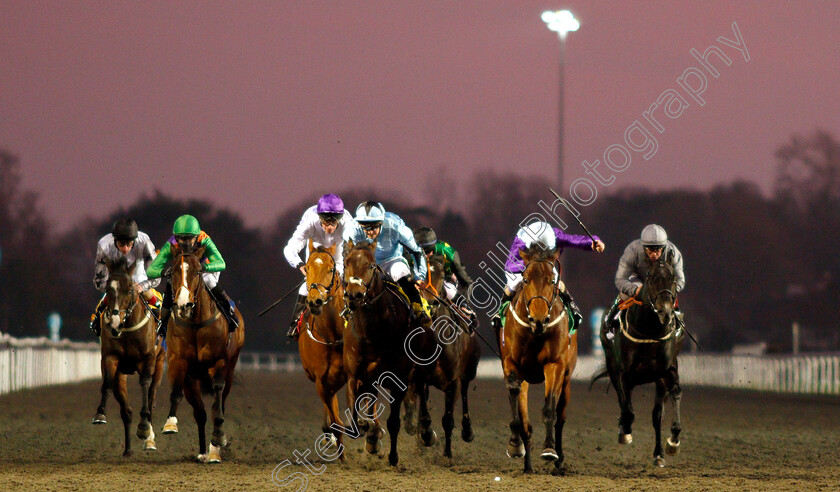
[414,227,437,248]
[354,201,386,224]
[641,224,668,247]
[173,214,201,237]
[112,219,138,242]
[518,221,556,251]
[316,193,345,221]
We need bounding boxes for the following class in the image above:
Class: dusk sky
[2,1,838,231]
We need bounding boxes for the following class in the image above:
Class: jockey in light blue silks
[494,220,605,331]
[343,201,431,325]
[283,193,355,338]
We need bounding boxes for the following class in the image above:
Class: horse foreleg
[136,355,154,444]
[541,362,561,463]
[163,361,185,435]
[459,375,474,442]
[417,383,436,447]
[652,379,667,467]
[92,361,111,424]
[113,372,133,457]
[183,377,208,461]
[386,388,406,467]
[209,360,227,463]
[666,366,682,455]
[441,380,457,458]
[504,366,531,472]
[326,392,345,461]
[552,372,572,475]
[618,373,635,445]
[402,383,417,435]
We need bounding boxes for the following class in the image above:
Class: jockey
[494,220,605,330]
[344,201,431,326]
[413,226,476,325]
[146,214,237,337]
[90,219,161,336]
[283,193,355,339]
[605,224,685,334]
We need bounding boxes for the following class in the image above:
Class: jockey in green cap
[146,214,238,336]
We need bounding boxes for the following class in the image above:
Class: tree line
[1,130,837,353]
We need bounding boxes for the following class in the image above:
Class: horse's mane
[523,245,558,262]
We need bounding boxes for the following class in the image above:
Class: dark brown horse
[404,253,480,458]
[166,247,245,463]
[299,241,347,458]
[498,246,577,474]
[92,257,165,456]
[595,259,683,467]
[341,239,434,466]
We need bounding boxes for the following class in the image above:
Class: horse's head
[305,241,338,315]
[424,254,446,299]
[342,239,377,311]
[519,246,561,335]
[171,246,207,320]
[103,257,138,335]
[642,260,677,327]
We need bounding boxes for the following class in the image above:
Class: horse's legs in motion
[135,354,155,446]
[163,367,184,434]
[183,377,208,461]
[616,373,636,444]
[652,379,667,467]
[460,375,475,442]
[316,380,345,460]
[386,387,407,466]
[360,381,383,455]
[540,362,562,465]
[505,369,533,473]
[142,346,165,450]
[402,384,417,435]
[93,370,110,424]
[209,360,228,463]
[112,371,133,457]
[417,383,436,447]
[665,365,682,455]
[552,373,572,475]
[441,380,458,458]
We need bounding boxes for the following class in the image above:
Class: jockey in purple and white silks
[90,219,161,336]
[343,201,431,325]
[496,220,605,330]
[283,193,355,338]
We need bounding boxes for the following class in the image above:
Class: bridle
[307,251,338,301]
[509,259,565,331]
[171,252,222,329]
[106,275,151,336]
[343,252,387,309]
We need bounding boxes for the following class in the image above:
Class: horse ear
[308,238,314,254]
[127,261,137,275]
[344,239,354,257]
[519,248,532,265]
[367,240,377,254]
[548,247,560,263]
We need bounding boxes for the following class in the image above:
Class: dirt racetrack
[1,369,838,491]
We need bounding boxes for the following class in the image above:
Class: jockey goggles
[644,245,664,252]
[360,221,382,231]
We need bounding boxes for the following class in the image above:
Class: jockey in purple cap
[283,193,355,338]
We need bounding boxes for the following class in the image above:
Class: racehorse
[497,246,577,475]
[405,254,480,458]
[165,247,245,463]
[92,257,165,456]
[298,241,347,458]
[594,259,683,467]
[342,239,434,466]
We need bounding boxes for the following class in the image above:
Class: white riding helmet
[518,221,556,250]
[641,224,668,246]
[355,201,386,223]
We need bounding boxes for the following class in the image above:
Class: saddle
[383,279,432,318]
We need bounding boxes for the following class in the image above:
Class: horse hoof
[196,453,208,463]
[541,448,559,461]
[389,452,399,467]
[654,456,666,468]
[666,437,680,455]
[404,420,417,436]
[136,425,151,440]
[211,432,227,448]
[506,440,525,458]
[461,425,474,443]
[619,433,633,445]
[365,438,381,455]
[207,444,222,464]
[91,414,107,425]
[122,449,133,458]
[144,439,157,451]
[162,417,178,434]
[419,430,437,447]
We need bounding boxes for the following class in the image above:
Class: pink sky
[2,1,838,230]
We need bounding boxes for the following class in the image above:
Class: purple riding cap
[317,194,344,214]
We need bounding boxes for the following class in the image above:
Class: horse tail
[588,363,610,392]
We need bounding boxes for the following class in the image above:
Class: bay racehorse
[341,239,434,466]
[92,257,165,456]
[498,246,576,475]
[595,259,683,467]
[405,253,480,458]
[298,241,347,458]
[166,247,245,463]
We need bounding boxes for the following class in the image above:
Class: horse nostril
[315,298,324,306]
[543,317,550,325]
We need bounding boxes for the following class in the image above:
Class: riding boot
[604,296,622,336]
[287,294,307,339]
[89,294,107,337]
[675,309,685,332]
[398,277,431,327]
[454,295,477,333]
[157,283,173,338]
[211,286,239,329]
[491,291,515,336]
[558,287,583,330]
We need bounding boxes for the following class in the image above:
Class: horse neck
[194,286,216,320]
[311,284,345,336]
[626,303,670,337]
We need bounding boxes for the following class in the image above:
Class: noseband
[509,259,564,330]
[308,253,338,301]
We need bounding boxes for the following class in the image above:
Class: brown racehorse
[498,246,577,475]
[92,257,165,456]
[298,241,347,459]
[594,259,684,467]
[166,247,245,463]
[342,239,434,467]
[406,253,480,458]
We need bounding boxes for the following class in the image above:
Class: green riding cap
[173,214,201,236]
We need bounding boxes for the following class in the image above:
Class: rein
[510,259,563,330]
[304,252,344,347]
[171,252,224,330]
